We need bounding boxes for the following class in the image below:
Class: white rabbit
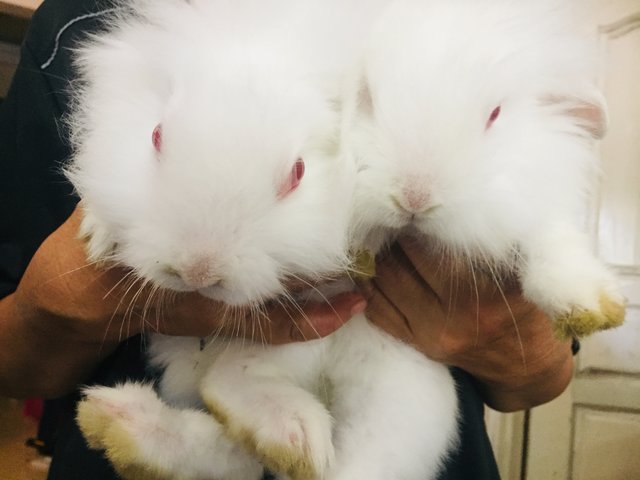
[69,0,358,478]
[348,0,625,340]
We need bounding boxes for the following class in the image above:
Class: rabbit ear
[568,95,608,139]
[544,91,609,139]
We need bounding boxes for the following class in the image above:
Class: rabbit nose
[176,256,223,289]
[392,186,432,214]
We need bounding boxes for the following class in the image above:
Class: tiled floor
[0,398,49,480]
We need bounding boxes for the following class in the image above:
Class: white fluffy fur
[73,1,621,480]
[67,0,357,305]
[79,383,263,479]
[348,0,622,319]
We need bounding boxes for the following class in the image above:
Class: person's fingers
[372,242,484,340]
[372,242,441,312]
[398,236,523,307]
[265,292,367,345]
[396,237,453,300]
[358,278,414,344]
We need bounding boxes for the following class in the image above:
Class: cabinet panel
[573,408,640,480]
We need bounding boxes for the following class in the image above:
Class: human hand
[358,236,574,411]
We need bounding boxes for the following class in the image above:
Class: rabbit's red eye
[486,106,501,130]
[277,158,305,199]
[152,124,162,151]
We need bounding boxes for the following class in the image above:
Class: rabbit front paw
[553,292,626,339]
[202,384,334,480]
[76,384,175,480]
[521,243,626,339]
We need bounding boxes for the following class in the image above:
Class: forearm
[0,292,120,399]
[0,218,137,398]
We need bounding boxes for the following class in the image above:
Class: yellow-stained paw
[205,398,316,480]
[76,395,173,480]
[76,397,116,449]
[553,293,626,340]
[350,249,376,279]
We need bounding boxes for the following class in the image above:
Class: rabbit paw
[76,384,175,480]
[553,292,626,339]
[203,385,333,480]
[521,241,626,339]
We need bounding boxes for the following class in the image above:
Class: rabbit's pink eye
[292,158,305,185]
[277,158,305,199]
[486,106,501,130]
[152,124,162,151]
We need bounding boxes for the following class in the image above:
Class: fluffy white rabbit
[68,0,358,478]
[348,0,625,339]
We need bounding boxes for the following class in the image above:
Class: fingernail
[350,299,367,316]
